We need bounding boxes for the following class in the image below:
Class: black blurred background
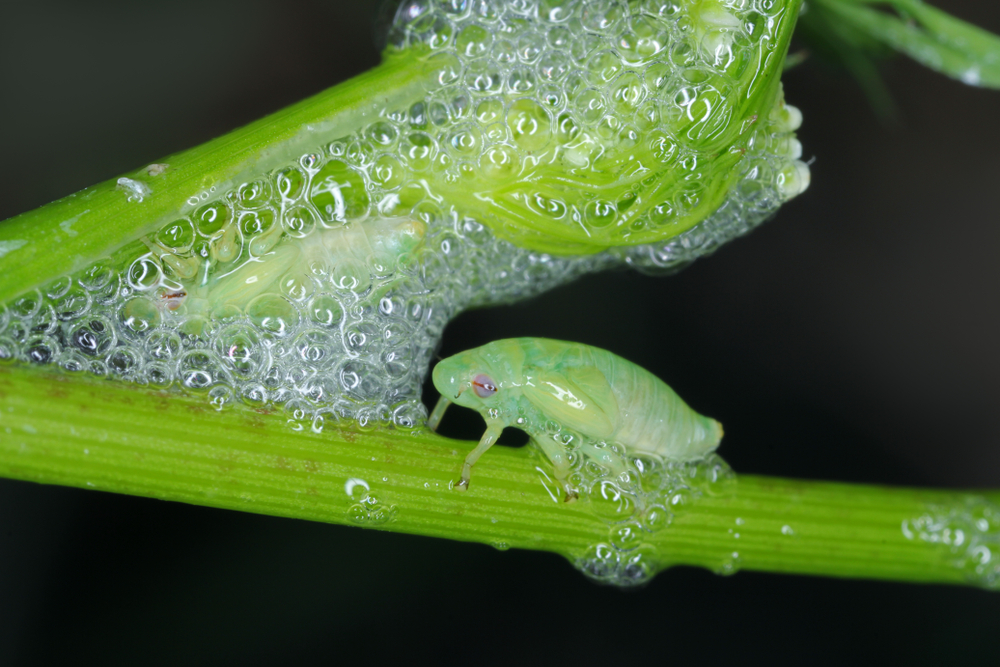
[1,1,998,664]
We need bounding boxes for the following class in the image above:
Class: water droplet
[216,325,266,378]
[127,257,163,292]
[78,261,115,292]
[457,23,492,59]
[309,160,370,224]
[195,201,232,237]
[237,179,272,209]
[717,551,742,575]
[610,521,643,551]
[347,504,369,524]
[282,205,317,239]
[331,259,372,294]
[507,98,551,152]
[275,167,307,201]
[53,285,92,321]
[70,317,116,356]
[643,504,672,532]
[118,297,161,335]
[116,177,151,202]
[107,348,141,376]
[246,294,300,337]
[156,219,196,252]
[307,294,343,327]
[44,276,73,300]
[345,477,370,497]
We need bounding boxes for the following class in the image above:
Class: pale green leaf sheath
[2,0,998,588]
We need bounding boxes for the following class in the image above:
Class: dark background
[1,1,998,664]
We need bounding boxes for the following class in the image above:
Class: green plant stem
[0,362,990,587]
[0,53,434,305]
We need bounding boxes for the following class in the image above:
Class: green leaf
[814,0,1000,87]
[797,2,900,121]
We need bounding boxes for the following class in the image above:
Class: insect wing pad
[522,366,618,439]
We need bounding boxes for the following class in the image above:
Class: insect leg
[426,396,451,431]
[532,435,579,503]
[579,440,629,479]
[456,421,504,492]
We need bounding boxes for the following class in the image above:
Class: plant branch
[1,362,992,587]
[0,53,434,305]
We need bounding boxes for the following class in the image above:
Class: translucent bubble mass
[0,0,807,587]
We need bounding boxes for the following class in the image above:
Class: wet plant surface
[1,1,999,664]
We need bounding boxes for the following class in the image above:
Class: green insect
[428,338,723,499]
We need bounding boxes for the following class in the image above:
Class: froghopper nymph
[429,338,722,499]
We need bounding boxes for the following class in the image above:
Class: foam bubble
[904,496,1000,590]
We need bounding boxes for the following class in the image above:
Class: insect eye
[472,374,497,398]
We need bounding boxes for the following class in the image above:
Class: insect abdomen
[596,350,721,460]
